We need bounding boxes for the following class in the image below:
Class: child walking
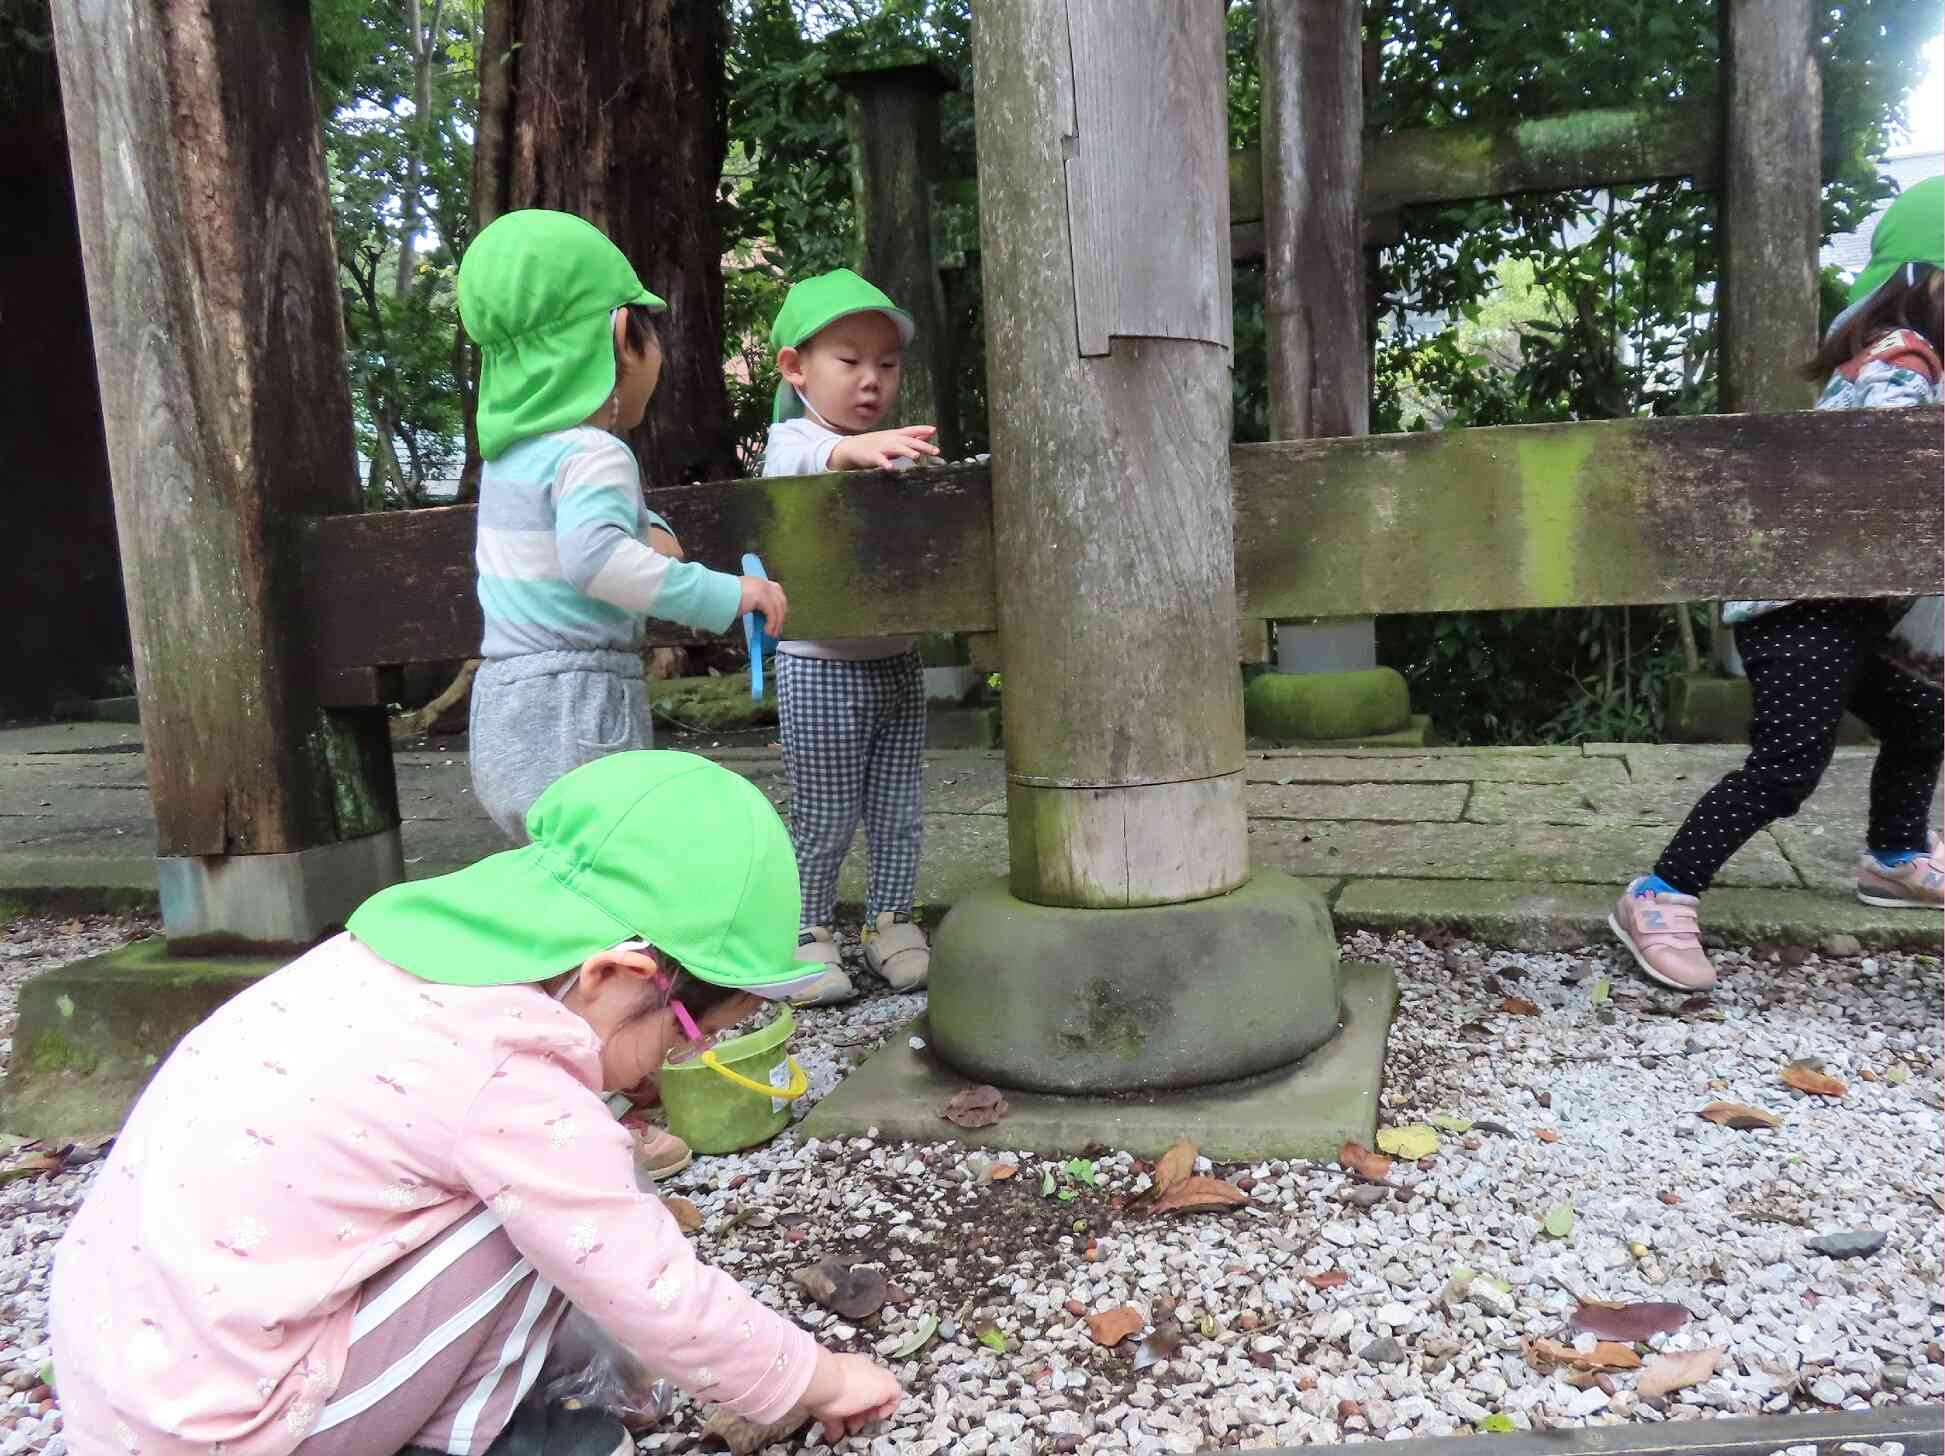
[761,270,941,1005]
[458,209,789,840]
[1612,176,1945,992]
[52,752,900,1455]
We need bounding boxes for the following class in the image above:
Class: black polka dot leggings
[1654,601,1943,897]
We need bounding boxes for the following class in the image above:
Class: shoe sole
[637,1149,693,1182]
[1856,890,1945,909]
[1607,913,1715,993]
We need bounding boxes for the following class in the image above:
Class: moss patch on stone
[650,672,778,732]
[1244,667,1411,741]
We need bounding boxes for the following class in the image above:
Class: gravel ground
[1,914,1939,1455]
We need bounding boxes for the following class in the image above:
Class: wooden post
[1715,0,1820,673]
[52,0,402,949]
[832,62,961,458]
[1256,0,1378,678]
[1719,0,1820,414]
[930,0,1342,1096]
[975,0,1242,907]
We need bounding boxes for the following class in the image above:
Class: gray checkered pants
[776,649,926,928]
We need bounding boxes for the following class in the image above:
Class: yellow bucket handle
[701,1050,808,1102]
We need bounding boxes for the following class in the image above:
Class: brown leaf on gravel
[790,1259,888,1320]
[1524,1336,1642,1372]
[700,1409,811,1454]
[1499,996,1543,1017]
[942,1084,1011,1128]
[1305,1270,1349,1289]
[660,1196,703,1234]
[1780,1064,1847,1099]
[1153,1175,1248,1215]
[1337,1141,1392,1182]
[1569,1299,1692,1342]
[1699,1101,1781,1130]
[1153,1135,1197,1196]
[1085,1306,1145,1347]
[1636,1346,1723,1398]
[0,1153,64,1185]
[987,1161,1018,1181]
[1535,1128,1560,1144]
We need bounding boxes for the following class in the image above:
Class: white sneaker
[862,912,930,991]
[787,926,855,1006]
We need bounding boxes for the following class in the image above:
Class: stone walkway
[1,721,1939,949]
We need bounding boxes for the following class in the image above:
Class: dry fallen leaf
[942,1084,1011,1128]
[1305,1270,1349,1289]
[1153,1135,1197,1197]
[1085,1306,1145,1348]
[791,1259,889,1320]
[987,1161,1018,1181]
[1699,1101,1781,1130]
[1153,1175,1248,1215]
[1525,1336,1642,1372]
[700,1409,811,1455]
[1535,1128,1560,1144]
[1569,1299,1692,1342]
[1337,1140,1393,1183]
[1499,996,1543,1017]
[1636,1346,1723,1398]
[1780,1063,1847,1099]
[661,1195,703,1234]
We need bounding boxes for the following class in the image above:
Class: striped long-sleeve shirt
[476,427,743,658]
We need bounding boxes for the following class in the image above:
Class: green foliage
[315,0,479,507]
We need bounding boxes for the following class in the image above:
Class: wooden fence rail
[302,407,1942,701]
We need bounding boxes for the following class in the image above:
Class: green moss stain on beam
[1510,422,1600,608]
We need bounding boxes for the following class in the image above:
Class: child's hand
[800,1350,902,1442]
[646,525,684,560]
[739,576,789,636]
[830,426,939,471]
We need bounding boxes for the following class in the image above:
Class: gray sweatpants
[470,649,651,841]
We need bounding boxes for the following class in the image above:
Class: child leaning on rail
[456,209,790,842]
[1611,176,1945,993]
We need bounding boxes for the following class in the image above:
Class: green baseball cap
[769,268,914,423]
[1848,174,1944,306]
[346,752,806,989]
[458,210,665,461]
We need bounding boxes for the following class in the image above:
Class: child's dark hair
[620,302,660,359]
[650,952,746,1026]
[1804,263,1943,380]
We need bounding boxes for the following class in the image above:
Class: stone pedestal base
[157,827,404,953]
[927,869,1340,1094]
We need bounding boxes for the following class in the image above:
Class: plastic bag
[542,1309,674,1431]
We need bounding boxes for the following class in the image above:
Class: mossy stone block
[0,938,277,1138]
[927,870,1340,1094]
[1665,673,1870,746]
[648,672,777,732]
[1245,667,1411,741]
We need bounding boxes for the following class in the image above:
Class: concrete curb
[1211,1405,1943,1456]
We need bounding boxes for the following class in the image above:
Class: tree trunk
[474,0,736,488]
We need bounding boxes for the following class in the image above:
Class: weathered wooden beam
[302,409,1942,693]
[54,0,399,919]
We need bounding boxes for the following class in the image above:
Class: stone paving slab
[1332,877,1939,952]
[798,960,1398,1162]
[1248,819,1799,888]
[1247,750,1627,785]
[1246,781,1468,821]
[5,726,1936,950]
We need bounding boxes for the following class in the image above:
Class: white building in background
[1822,150,1942,285]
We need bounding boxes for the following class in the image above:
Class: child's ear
[777,346,807,388]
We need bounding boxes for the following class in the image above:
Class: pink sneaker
[1856,840,1945,909]
[1609,878,1717,991]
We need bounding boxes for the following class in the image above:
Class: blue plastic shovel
[742,552,779,698]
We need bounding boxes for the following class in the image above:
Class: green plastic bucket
[659,1003,808,1154]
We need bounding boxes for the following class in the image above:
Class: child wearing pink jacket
[50,752,898,1455]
